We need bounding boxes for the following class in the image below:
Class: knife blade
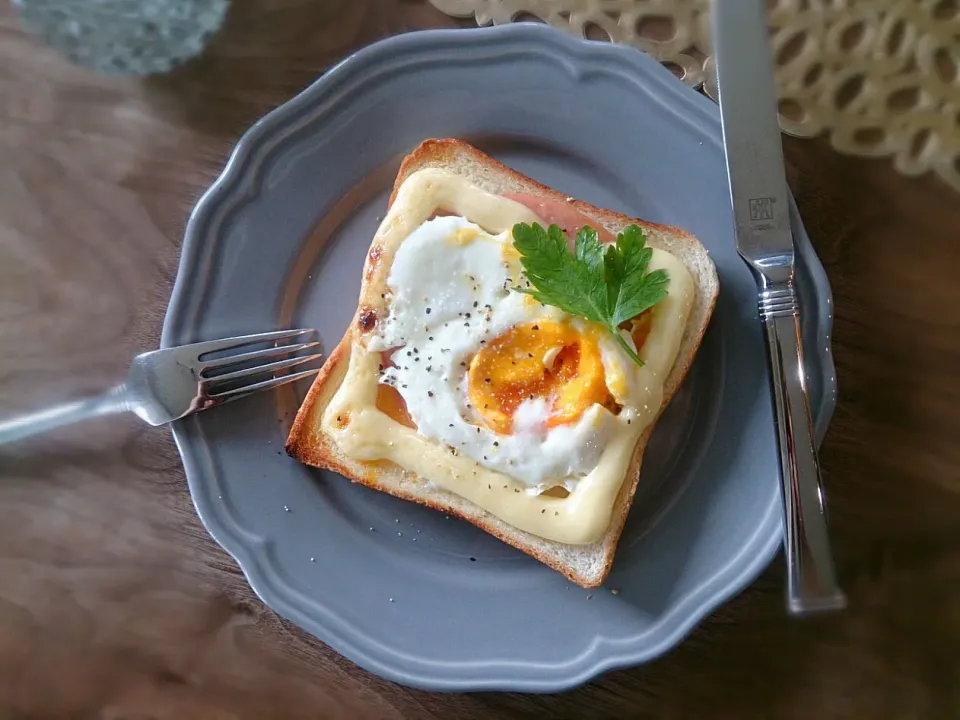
[712,0,846,614]
[712,0,795,273]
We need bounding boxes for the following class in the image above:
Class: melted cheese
[317,168,695,545]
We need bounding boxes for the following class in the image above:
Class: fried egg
[367,215,644,490]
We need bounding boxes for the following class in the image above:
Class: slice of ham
[504,194,616,246]
[381,348,399,369]
[505,193,653,351]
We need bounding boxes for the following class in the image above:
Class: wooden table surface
[2,1,959,718]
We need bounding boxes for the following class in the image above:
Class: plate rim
[161,23,837,692]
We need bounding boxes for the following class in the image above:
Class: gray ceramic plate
[161,24,836,692]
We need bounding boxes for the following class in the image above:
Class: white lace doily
[430,0,960,192]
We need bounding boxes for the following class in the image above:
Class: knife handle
[760,282,846,614]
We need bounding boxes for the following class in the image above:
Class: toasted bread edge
[286,138,719,588]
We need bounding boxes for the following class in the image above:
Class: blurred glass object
[12,0,229,75]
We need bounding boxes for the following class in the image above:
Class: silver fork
[0,329,321,445]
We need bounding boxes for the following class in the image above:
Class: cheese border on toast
[286,138,719,587]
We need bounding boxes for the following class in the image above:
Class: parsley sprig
[511,222,669,366]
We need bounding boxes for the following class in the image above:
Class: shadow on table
[140,0,461,141]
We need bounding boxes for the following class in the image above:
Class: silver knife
[711,0,846,614]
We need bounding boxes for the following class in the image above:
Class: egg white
[367,216,639,489]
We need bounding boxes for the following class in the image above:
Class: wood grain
[1,2,959,718]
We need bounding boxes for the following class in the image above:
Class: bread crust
[286,138,718,587]
[391,139,695,242]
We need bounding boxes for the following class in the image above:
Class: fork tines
[196,329,322,398]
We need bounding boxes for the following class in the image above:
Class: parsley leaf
[511,222,670,366]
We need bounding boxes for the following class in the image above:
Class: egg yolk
[375,349,416,429]
[376,384,416,429]
[467,321,611,434]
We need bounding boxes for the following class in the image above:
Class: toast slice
[286,139,719,588]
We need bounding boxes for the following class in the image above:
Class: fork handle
[760,284,846,614]
[0,384,131,445]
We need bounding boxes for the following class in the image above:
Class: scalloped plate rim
[161,23,837,692]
